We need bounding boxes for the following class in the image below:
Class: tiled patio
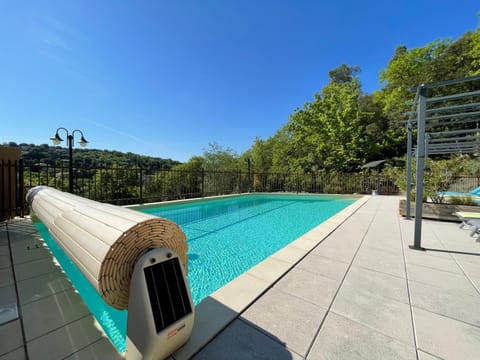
[2,195,480,359]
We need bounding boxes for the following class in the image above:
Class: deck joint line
[428,222,480,297]
[304,196,379,358]
[398,208,420,360]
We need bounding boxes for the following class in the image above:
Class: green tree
[286,65,371,172]
[328,64,361,84]
[377,28,480,126]
[201,142,240,171]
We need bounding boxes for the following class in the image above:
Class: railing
[21,164,399,209]
[445,175,480,193]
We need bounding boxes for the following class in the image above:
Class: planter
[399,199,480,222]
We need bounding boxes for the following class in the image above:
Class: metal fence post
[201,168,205,197]
[139,167,143,204]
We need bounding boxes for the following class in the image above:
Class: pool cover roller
[27,186,188,310]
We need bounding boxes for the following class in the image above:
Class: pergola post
[412,86,427,250]
[406,122,413,219]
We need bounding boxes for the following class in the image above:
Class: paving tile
[0,302,18,325]
[0,320,24,357]
[247,257,293,283]
[437,235,480,254]
[412,247,455,260]
[362,235,403,255]
[271,245,307,264]
[0,285,18,309]
[404,250,462,274]
[274,267,339,309]
[0,227,8,246]
[451,251,480,266]
[0,245,10,256]
[296,253,349,281]
[343,266,409,304]
[8,222,42,239]
[417,350,442,360]
[308,312,416,360]
[414,306,480,360]
[64,338,123,360]
[407,263,478,297]
[210,273,270,313]
[312,239,359,263]
[17,271,73,305]
[0,346,26,360]
[26,316,104,360]
[172,296,238,360]
[10,243,51,265]
[0,246,11,269]
[0,267,14,287]
[8,236,42,251]
[22,289,90,341]
[353,246,406,278]
[14,257,62,281]
[242,287,326,357]
[458,260,480,291]
[409,281,480,327]
[303,226,332,240]
[289,236,320,252]
[456,258,480,278]
[333,281,414,345]
[194,319,302,360]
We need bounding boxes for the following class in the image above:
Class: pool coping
[126,192,363,211]
[171,194,371,359]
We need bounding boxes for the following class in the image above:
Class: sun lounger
[466,219,480,238]
[453,211,480,228]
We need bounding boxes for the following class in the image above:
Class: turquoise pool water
[34,193,357,352]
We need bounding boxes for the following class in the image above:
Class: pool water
[34,193,357,352]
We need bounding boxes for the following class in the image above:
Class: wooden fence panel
[0,147,22,221]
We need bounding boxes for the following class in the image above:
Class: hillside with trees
[2,141,180,170]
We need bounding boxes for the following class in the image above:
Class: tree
[377,29,480,127]
[285,66,371,172]
[328,64,361,84]
[201,142,240,171]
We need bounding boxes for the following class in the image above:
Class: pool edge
[126,192,362,211]
[172,195,371,359]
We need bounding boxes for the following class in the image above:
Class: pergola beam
[426,90,480,104]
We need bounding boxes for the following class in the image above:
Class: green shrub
[446,195,478,206]
[383,155,479,204]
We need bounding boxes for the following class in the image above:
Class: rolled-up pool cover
[27,186,188,310]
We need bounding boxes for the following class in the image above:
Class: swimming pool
[34,193,358,352]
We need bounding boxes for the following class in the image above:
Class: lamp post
[50,128,88,193]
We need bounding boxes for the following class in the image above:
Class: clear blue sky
[1,1,478,162]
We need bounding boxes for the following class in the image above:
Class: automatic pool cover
[27,186,194,359]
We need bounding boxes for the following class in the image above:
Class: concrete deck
[2,195,480,359]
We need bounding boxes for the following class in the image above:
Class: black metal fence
[20,164,399,207]
[445,175,480,193]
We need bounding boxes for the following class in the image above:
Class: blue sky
[0,1,478,162]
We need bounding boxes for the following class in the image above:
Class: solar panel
[143,257,193,333]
